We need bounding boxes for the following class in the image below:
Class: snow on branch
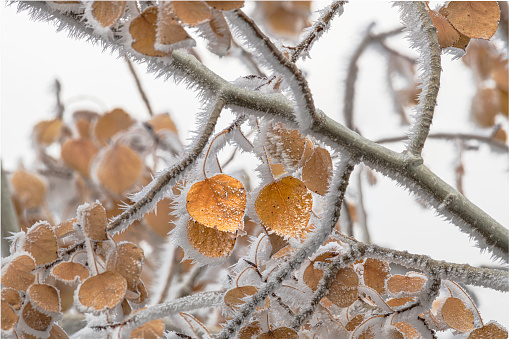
[395,2,442,156]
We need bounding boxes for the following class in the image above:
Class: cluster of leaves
[2,1,509,339]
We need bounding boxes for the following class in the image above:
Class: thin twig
[125,56,154,117]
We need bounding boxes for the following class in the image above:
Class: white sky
[1,1,508,335]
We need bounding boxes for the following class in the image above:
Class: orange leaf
[27,284,61,314]
[78,202,108,241]
[94,108,134,146]
[90,1,126,28]
[54,217,77,238]
[302,147,333,195]
[186,174,246,233]
[52,262,90,283]
[187,219,236,258]
[328,267,359,308]
[130,6,169,57]
[106,242,145,290]
[10,169,47,209]
[453,33,472,50]
[471,87,501,127]
[386,297,416,308]
[77,271,127,312]
[173,1,212,26]
[147,112,178,135]
[442,2,500,40]
[33,118,63,146]
[156,3,195,50]
[95,143,143,195]
[1,255,36,292]
[266,125,307,169]
[427,9,461,48]
[206,1,244,11]
[363,258,390,295]
[441,297,474,332]
[144,197,177,237]
[393,322,420,339]
[387,273,426,294]
[303,252,339,291]
[130,319,165,339]
[255,176,312,238]
[469,322,508,339]
[258,327,298,339]
[22,222,58,266]
[1,300,18,331]
[224,286,258,310]
[61,137,98,178]
[1,289,22,310]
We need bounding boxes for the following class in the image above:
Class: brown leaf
[1,288,22,310]
[144,197,177,237]
[441,297,475,332]
[52,262,90,283]
[27,284,61,314]
[77,271,127,312]
[469,322,508,338]
[90,1,126,28]
[363,258,390,295]
[238,321,262,339]
[1,255,36,291]
[130,319,165,339]
[258,327,299,339]
[33,118,63,146]
[147,112,178,135]
[173,1,212,26]
[61,137,98,178]
[471,87,501,127]
[493,128,507,143]
[47,324,69,339]
[387,273,426,294]
[260,2,311,37]
[94,108,134,146]
[125,280,148,304]
[1,301,18,331]
[442,2,500,40]
[130,6,169,57]
[328,267,359,308]
[428,9,461,48]
[23,222,58,266]
[186,174,246,233]
[78,202,108,241]
[107,242,145,290]
[22,301,53,331]
[10,169,47,209]
[55,217,77,238]
[393,322,420,339]
[303,252,339,291]
[187,218,236,258]
[302,147,333,195]
[96,143,143,195]
[224,286,258,310]
[156,3,195,50]
[386,297,416,308]
[255,176,312,238]
[345,314,364,331]
[453,33,472,50]
[206,1,244,11]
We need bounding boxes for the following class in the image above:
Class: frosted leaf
[1,254,36,292]
[2,288,22,310]
[206,2,244,11]
[21,301,53,332]
[427,8,461,48]
[387,273,427,295]
[302,146,333,195]
[469,321,508,338]
[441,2,500,40]
[328,267,359,308]
[440,297,474,333]
[22,221,58,266]
[27,284,61,315]
[224,286,258,311]
[238,321,262,339]
[106,241,145,290]
[77,202,108,241]
[187,219,236,258]
[1,301,18,331]
[362,258,390,295]
[194,9,232,57]
[258,327,298,339]
[155,2,196,53]
[76,271,127,313]
[52,262,89,284]
[130,318,165,339]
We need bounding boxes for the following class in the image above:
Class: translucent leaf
[61,137,98,178]
[78,202,108,241]
[77,271,127,312]
[23,222,58,266]
[441,297,474,333]
[328,267,359,308]
[1,300,18,331]
[442,2,500,39]
[95,144,143,195]
[52,262,89,283]
[94,108,134,146]
[106,242,145,290]
[10,169,47,209]
[186,174,246,233]
[22,301,53,331]
[363,258,390,295]
[206,1,244,11]
[33,118,63,146]
[255,176,312,238]
[258,327,298,339]
[173,1,212,26]
[387,273,426,294]
[224,286,258,310]
[302,146,333,195]
[90,1,126,28]
[469,321,508,338]
[1,255,36,291]
[130,318,165,339]
[428,8,461,48]
[27,284,61,314]
[187,219,236,258]
[130,6,169,57]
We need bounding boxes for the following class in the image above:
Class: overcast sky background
[1,1,508,334]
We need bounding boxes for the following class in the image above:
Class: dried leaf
[147,112,178,135]
[453,33,472,50]
[386,297,416,308]
[206,1,244,11]
[302,147,333,195]
[156,3,195,50]
[107,242,145,290]
[345,314,364,331]
[260,2,311,37]
[493,128,507,142]
[1,301,18,331]
[238,321,262,339]
[363,258,390,295]
[270,163,286,179]
[47,324,69,339]
[91,1,126,28]
[255,176,312,238]
[428,9,461,48]
[173,1,212,26]
[94,108,134,146]
[196,9,232,57]
[469,322,508,338]
[125,280,148,304]
[78,202,108,241]
[1,255,36,291]
[61,138,98,178]
[130,6,169,57]
[224,286,258,310]
[144,197,177,237]
[258,327,298,339]
[186,174,246,233]
[442,2,500,40]
[441,297,474,332]
[33,118,63,146]
[387,273,426,294]
[393,322,420,339]
[52,262,90,283]
[77,271,127,312]
[55,218,77,238]
[23,222,58,266]
[471,87,501,127]
[303,252,339,291]
[27,284,61,314]
[266,125,307,169]
[130,319,165,339]
[10,169,47,209]
[96,143,143,195]
[22,301,53,331]
[1,289,22,310]
[187,219,236,257]
[328,267,359,308]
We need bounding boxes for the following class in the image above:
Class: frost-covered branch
[289,1,346,63]
[395,2,442,156]
[217,158,356,339]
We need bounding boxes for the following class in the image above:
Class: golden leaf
[441,297,475,332]
[224,286,258,310]
[130,6,169,57]
[91,1,126,28]
[386,297,416,308]
[54,217,77,238]
[186,174,246,233]
[302,147,333,195]
[328,267,359,308]
[23,222,58,266]
[10,169,47,209]
[187,219,236,258]
[77,271,127,312]
[96,143,143,195]
[255,176,312,238]
[52,262,90,283]
[266,125,307,168]
[79,202,108,241]
[27,284,61,314]
[363,258,390,295]
[130,319,165,339]
[387,273,426,294]
[442,2,500,40]
[94,108,134,146]
[61,138,98,178]
[206,1,244,11]
[469,322,508,338]
[173,1,212,26]
[106,242,145,290]
[1,255,36,292]
[428,9,461,48]
[33,118,63,146]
